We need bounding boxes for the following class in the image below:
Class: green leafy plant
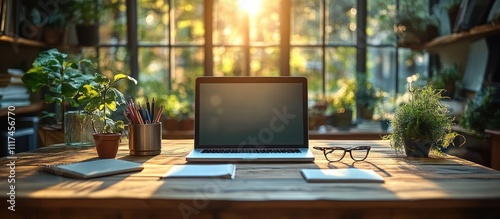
[383,85,462,155]
[21,49,94,127]
[356,73,382,110]
[73,0,102,25]
[461,87,500,137]
[329,78,356,113]
[79,73,137,134]
[429,65,460,90]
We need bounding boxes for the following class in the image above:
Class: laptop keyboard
[201,149,302,153]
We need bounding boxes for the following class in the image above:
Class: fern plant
[383,85,463,156]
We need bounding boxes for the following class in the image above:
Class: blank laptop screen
[196,78,306,148]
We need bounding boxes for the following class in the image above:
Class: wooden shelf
[0,35,47,47]
[0,101,43,117]
[425,23,500,49]
[397,23,500,51]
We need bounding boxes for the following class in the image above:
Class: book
[300,168,385,183]
[160,164,236,179]
[453,0,469,33]
[460,0,495,31]
[41,159,144,179]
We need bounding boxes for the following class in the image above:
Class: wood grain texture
[1,140,500,219]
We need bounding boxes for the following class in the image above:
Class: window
[88,0,430,119]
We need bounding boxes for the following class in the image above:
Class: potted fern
[383,85,464,157]
[79,73,137,158]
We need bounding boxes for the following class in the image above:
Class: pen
[146,97,151,117]
[151,98,155,122]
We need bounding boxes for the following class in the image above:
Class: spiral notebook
[41,159,144,179]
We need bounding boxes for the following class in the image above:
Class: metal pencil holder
[128,123,162,155]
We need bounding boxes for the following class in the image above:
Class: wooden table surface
[2,139,500,219]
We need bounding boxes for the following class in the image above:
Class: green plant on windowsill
[356,73,383,120]
[383,85,464,157]
[328,78,356,130]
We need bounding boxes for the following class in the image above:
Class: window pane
[250,47,280,76]
[398,49,429,93]
[99,47,132,95]
[368,0,396,45]
[173,0,204,44]
[80,48,98,63]
[100,0,127,44]
[326,0,356,45]
[213,0,244,45]
[325,47,356,92]
[138,0,169,43]
[367,47,396,93]
[137,47,169,112]
[213,47,246,76]
[249,0,281,45]
[291,0,320,44]
[99,47,130,77]
[290,48,322,95]
[172,47,204,84]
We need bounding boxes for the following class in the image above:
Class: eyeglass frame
[313,146,371,162]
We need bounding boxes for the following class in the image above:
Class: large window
[87,0,430,115]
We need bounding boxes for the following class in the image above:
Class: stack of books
[0,68,30,109]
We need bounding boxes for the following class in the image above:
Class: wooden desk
[486,129,500,170]
[2,140,500,218]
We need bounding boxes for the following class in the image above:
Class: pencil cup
[128,123,162,156]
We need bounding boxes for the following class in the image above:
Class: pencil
[154,105,164,123]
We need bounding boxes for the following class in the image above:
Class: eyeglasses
[313,146,371,162]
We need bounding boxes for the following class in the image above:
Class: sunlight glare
[239,0,261,15]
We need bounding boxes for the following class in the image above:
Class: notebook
[301,168,385,183]
[186,76,314,162]
[160,164,236,179]
[41,159,144,179]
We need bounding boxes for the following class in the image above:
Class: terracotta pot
[334,110,353,130]
[179,119,194,130]
[404,140,431,158]
[359,106,374,120]
[93,133,121,159]
[164,119,178,131]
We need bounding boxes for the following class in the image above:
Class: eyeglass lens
[324,146,370,161]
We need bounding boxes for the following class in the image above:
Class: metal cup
[128,123,162,155]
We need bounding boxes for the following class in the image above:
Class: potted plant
[21,49,95,146]
[79,73,137,158]
[449,86,500,165]
[328,78,356,130]
[356,73,382,120]
[394,5,439,46]
[383,85,464,157]
[308,95,329,130]
[429,65,460,98]
[159,93,182,131]
[73,0,102,46]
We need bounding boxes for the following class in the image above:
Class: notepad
[161,164,236,179]
[41,159,144,179]
[301,168,384,183]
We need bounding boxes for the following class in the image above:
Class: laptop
[186,76,314,162]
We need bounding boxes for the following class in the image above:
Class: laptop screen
[195,77,308,148]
